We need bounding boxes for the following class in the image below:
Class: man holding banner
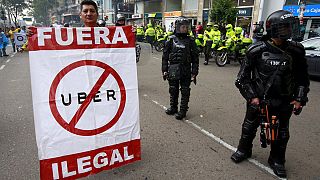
[28,0,141,179]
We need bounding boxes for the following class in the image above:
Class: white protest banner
[14,33,27,46]
[28,26,140,179]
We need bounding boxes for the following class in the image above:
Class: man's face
[179,24,188,33]
[117,20,125,26]
[80,4,98,27]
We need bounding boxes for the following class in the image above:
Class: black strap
[259,41,290,99]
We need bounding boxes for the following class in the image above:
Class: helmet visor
[176,20,190,34]
[270,18,299,40]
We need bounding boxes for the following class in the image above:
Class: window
[239,0,254,6]
[204,0,210,9]
[185,0,198,11]
[284,0,298,5]
[306,0,320,5]
[301,38,320,50]
[309,19,320,38]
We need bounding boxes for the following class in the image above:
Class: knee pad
[169,86,179,95]
[278,129,290,142]
[180,87,190,96]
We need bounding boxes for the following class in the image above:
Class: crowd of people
[0,25,27,56]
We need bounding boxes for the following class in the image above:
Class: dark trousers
[168,76,191,112]
[146,36,155,51]
[204,40,213,62]
[238,100,293,163]
[11,39,16,52]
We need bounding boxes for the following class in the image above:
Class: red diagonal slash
[69,70,111,128]
[49,60,126,136]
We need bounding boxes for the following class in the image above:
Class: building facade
[283,0,320,40]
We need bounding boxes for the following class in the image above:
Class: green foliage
[2,0,31,26]
[209,0,238,27]
[31,0,56,26]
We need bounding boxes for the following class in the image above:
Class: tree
[2,0,31,26]
[31,0,56,26]
[209,0,238,28]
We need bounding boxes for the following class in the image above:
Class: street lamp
[15,3,21,27]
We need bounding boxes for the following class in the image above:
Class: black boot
[231,149,252,163]
[176,86,190,120]
[268,157,287,178]
[165,107,178,115]
[167,84,179,115]
[204,60,208,65]
[175,111,186,120]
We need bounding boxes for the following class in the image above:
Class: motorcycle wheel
[215,51,228,67]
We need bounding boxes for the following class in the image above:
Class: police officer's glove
[291,100,303,115]
[163,72,168,81]
[191,75,197,85]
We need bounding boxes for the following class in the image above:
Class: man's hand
[163,72,168,81]
[250,98,260,105]
[191,75,197,85]
[26,26,36,37]
[291,100,303,115]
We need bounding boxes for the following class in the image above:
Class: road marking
[6,59,11,63]
[147,96,285,180]
[0,65,5,70]
[10,55,14,57]
[152,56,161,60]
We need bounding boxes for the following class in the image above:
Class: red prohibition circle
[49,60,126,136]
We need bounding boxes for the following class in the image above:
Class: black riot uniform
[162,16,199,120]
[231,10,309,178]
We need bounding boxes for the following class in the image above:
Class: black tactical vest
[169,35,191,64]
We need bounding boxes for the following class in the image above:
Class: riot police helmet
[97,19,106,27]
[266,10,298,40]
[116,16,126,26]
[174,16,190,36]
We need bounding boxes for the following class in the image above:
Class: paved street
[0,45,319,179]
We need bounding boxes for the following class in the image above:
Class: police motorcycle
[215,27,252,67]
[154,31,173,52]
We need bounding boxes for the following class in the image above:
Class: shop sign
[132,14,142,19]
[148,13,156,18]
[164,11,182,17]
[183,10,198,17]
[283,5,320,17]
[237,7,253,17]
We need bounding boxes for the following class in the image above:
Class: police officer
[230,10,309,178]
[116,15,125,26]
[97,19,106,27]
[203,22,214,65]
[225,24,235,39]
[162,16,199,120]
[136,25,145,42]
[145,24,156,52]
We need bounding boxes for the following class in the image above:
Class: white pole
[257,0,265,22]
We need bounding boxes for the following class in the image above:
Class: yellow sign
[164,11,182,17]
